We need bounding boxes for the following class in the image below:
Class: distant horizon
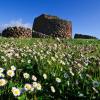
[0,0,100,38]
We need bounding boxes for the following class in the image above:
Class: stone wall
[2,26,32,38]
[32,14,72,38]
[74,33,97,39]
[32,31,49,38]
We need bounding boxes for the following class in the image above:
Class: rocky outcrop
[74,33,97,39]
[2,26,32,38]
[32,14,72,38]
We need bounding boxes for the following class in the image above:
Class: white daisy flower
[37,83,42,90]
[12,87,21,96]
[0,73,5,78]
[32,75,37,81]
[0,68,4,73]
[7,70,15,77]
[23,73,30,79]
[11,65,16,71]
[0,79,7,86]
[24,83,32,91]
[56,77,61,83]
[32,82,38,88]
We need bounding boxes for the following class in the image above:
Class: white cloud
[0,19,32,33]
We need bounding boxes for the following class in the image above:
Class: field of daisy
[0,37,100,99]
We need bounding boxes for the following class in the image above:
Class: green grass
[0,37,100,99]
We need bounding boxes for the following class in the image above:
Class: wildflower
[30,87,34,92]
[51,86,55,93]
[23,73,30,79]
[12,87,21,96]
[37,83,42,90]
[56,77,61,83]
[32,75,37,81]
[43,73,47,79]
[11,65,16,71]
[24,84,32,91]
[28,60,31,64]
[7,70,15,77]
[0,68,4,73]
[77,63,82,68]
[32,82,38,88]
[0,79,7,86]
[0,73,5,78]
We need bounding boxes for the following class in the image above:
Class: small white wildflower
[12,87,21,96]
[7,70,15,77]
[30,87,34,92]
[0,79,7,86]
[32,75,37,81]
[51,86,55,93]
[32,82,38,88]
[37,83,42,90]
[23,73,30,79]
[77,63,82,68]
[0,73,5,78]
[56,77,61,83]
[28,60,31,64]
[11,65,16,71]
[12,87,17,91]
[0,68,4,73]
[43,74,47,79]
[24,84,32,91]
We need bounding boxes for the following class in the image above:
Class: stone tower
[32,14,72,38]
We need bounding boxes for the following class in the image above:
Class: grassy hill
[0,37,100,99]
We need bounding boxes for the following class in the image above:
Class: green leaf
[18,94,26,100]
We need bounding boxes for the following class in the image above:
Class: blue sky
[0,0,100,38]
